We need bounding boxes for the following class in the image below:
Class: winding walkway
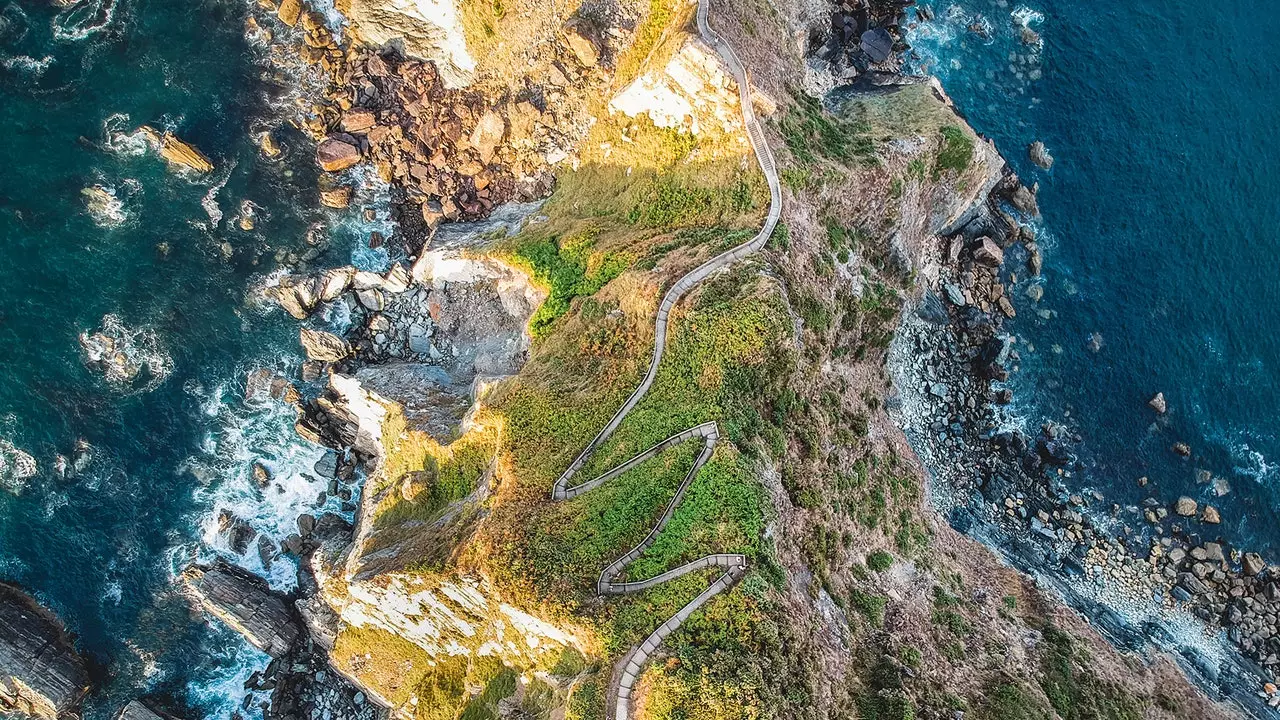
[549,2,781,718]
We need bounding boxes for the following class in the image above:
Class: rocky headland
[161,0,1278,719]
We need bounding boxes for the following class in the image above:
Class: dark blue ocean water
[0,1,381,716]
[908,2,1280,556]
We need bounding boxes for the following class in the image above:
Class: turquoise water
[0,1,377,715]
[907,4,1280,573]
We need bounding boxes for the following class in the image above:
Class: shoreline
[883,19,1280,712]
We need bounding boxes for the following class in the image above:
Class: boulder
[563,21,600,66]
[1172,442,1192,457]
[357,289,385,311]
[1148,392,1167,414]
[469,111,506,164]
[319,267,355,302]
[319,185,353,209]
[299,328,352,363]
[1202,505,1221,524]
[972,237,1004,267]
[1174,497,1198,517]
[179,561,300,657]
[0,584,90,719]
[1243,552,1267,576]
[115,700,176,720]
[1028,141,1054,170]
[316,138,361,172]
[276,0,302,26]
[340,109,377,134]
[139,126,214,174]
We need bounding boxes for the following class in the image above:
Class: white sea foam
[185,637,270,720]
[188,370,354,590]
[1,54,52,77]
[79,314,174,393]
[81,183,130,227]
[1011,6,1045,27]
[102,113,151,157]
[200,160,237,228]
[52,0,117,42]
[330,164,397,271]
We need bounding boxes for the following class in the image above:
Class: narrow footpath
[549,1,782,717]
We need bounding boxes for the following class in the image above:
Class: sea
[901,0,1280,682]
[0,0,390,717]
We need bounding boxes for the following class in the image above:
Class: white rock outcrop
[342,0,477,87]
[608,37,742,135]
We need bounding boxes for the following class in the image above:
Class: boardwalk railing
[548,1,781,718]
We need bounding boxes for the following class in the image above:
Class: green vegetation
[977,683,1052,720]
[459,668,518,720]
[857,659,917,720]
[778,90,874,167]
[626,174,758,229]
[867,550,894,572]
[934,125,975,178]
[613,0,680,88]
[332,626,467,720]
[505,230,632,336]
[1038,626,1142,720]
[850,588,888,627]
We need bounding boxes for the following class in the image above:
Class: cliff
[0,583,91,720]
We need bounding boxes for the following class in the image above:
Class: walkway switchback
[549,1,781,718]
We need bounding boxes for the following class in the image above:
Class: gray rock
[943,283,967,306]
[356,289,385,312]
[1028,141,1054,170]
[179,561,300,657]
[1243,553,1267,576]
[115,700,178,720]
[972,237,1004,267]
[0,583,90,720]
[382,263,411,294]
[1148,392,1168,414]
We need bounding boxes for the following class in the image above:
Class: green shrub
[934,125,974,177]
[850,588,888,627]
[867,550,894,572]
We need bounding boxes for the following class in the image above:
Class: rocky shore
[0,583,91,720]
[889,158,1280,711]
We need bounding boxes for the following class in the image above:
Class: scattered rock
[276,0,302,27]
[139,126,214,174]
[340,109,377,134]
[1174,496,1198,517]
[562,21,600,66]
[1202,505,1221,524]
[1244,552,1267,576]
[319,185,353,209]
[181,562,300,657]
[316,138,361,172]
[972,237,1004,267]
[1172,442,1191,458]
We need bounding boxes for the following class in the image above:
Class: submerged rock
[0,583,91,720]
[180,561,300,657]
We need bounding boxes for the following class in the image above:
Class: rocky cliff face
[0,583,91,720]
[341,0,477,87]
[180,561,302,657]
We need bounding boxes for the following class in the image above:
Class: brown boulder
[340,109,377,134]
[320,185,353,209]
[299,328,352,362]
[563,21,600,66]
[973,237,1004,267]
[276,0,302,27]
[469,110,506,164]
[316,138,361,172]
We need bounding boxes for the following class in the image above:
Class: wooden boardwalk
[548,1,782,718]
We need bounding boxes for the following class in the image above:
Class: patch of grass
[934,125,974,178]
[459,668,518,720]
[778,90,874,166]
[850,588,888,627]
[1038,626,1142,720]
[977,683,1052,720]
[867,550,894,572]
[332,626,467,720]
[613,0,680,88]
[566,676,606,720]
[505,229,633,337]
